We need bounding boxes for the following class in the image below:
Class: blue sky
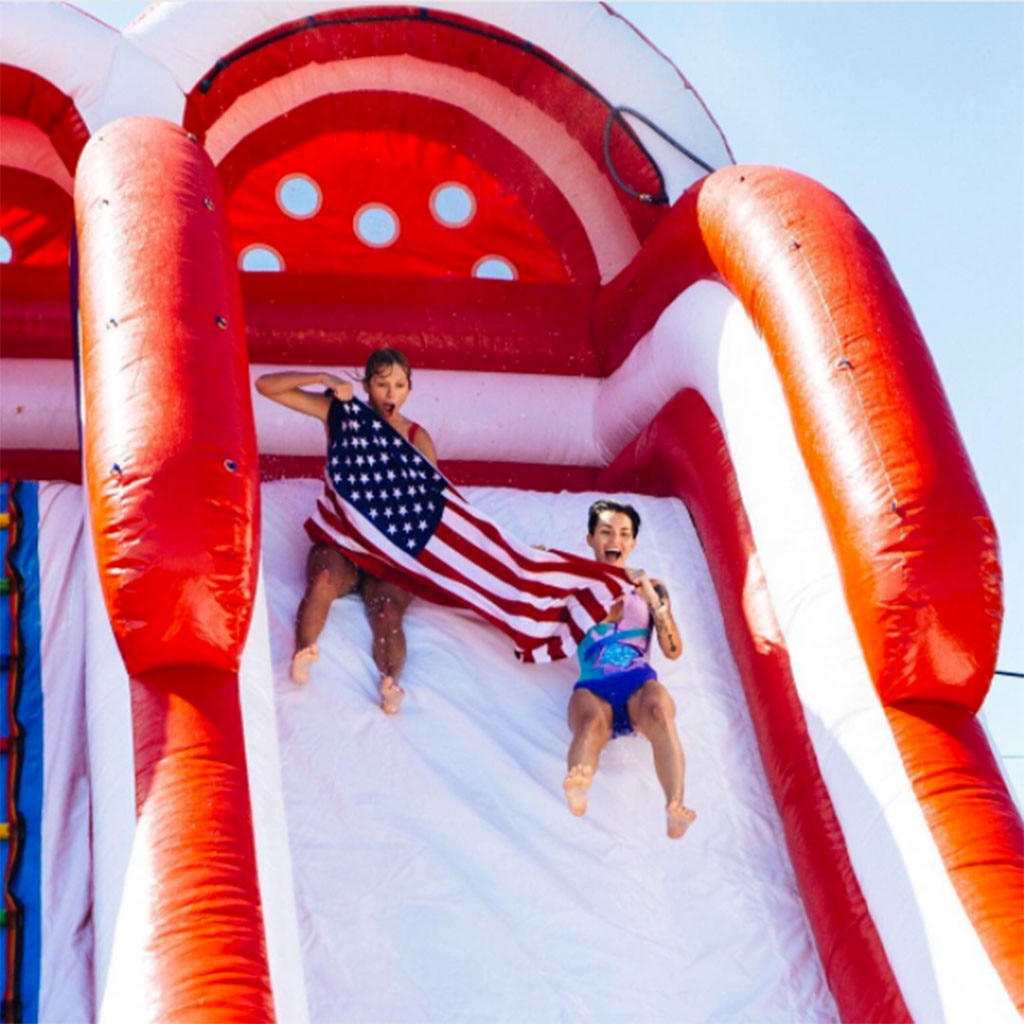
[67,1,1024,802]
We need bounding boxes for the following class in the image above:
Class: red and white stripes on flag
[304,398,627,662]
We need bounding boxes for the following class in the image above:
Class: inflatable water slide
[1,3,1020,1021]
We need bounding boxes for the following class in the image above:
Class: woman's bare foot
[563,764,594,817]
[290,644,319,684]
[667,801,696,839]
[379,674,405,714]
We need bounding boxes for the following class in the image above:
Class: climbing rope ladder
[0,481,43,1024]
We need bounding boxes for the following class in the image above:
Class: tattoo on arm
[650,583,680,655]
[660,618,679,654]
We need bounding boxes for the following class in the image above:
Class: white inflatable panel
[94,33,183,127]
[0,3,181,131]
[36,483,92,1024]
[239,567,310,1024]
[2,361,604,466]
[0,360,79,451]
[594,280,735,462]
[250,364,603,466]
[1,4,121,127]
[82,510,139,1016]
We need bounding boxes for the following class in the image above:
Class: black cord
[994,669,1024,679]
[603,104,715,204]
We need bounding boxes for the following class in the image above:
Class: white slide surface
[261,481,837,1022]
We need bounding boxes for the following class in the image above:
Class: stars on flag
[327,400,446,555]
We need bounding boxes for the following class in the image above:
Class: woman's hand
[626,568,662,613]
[320,373,353,402]
[627,568,682,658]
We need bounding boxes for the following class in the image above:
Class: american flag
[304,398,629,662]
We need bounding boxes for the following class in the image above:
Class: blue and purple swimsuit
[573,589,656,736]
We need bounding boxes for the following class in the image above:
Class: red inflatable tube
[75,115,272,1020]
[130,668,275,1022]
[0,64,90,175]
[885,700,1024,1007]
[76,117,259,676]
[695,167,1001,713]
[239,274,598,375]
[598,165,1001,714]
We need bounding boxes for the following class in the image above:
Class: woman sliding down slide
[564,500,696,839]
[256,347,438,714]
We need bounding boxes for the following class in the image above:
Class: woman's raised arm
[254,370,353,421]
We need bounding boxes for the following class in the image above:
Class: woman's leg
[564,689,614,816]
[628,680,696,838]
[292,544,360,683]
[360,577,414,713]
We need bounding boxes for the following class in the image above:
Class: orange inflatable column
[75,116,272,1021]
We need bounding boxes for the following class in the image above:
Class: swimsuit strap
[408,421,420,444]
